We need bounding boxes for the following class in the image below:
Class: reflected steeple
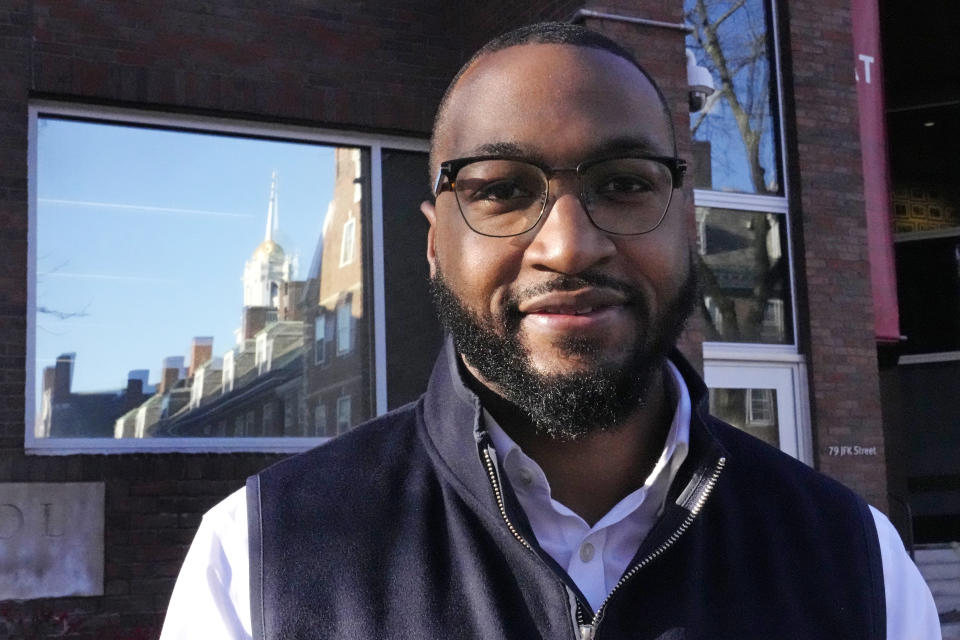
[244,171,293,308]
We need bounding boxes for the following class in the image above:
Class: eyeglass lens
[452,158,674,236]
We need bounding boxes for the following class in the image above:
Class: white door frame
[703,353,813,466]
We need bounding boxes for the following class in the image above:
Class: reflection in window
[685,0,781,194]
[337,395,352,434]
[696,206,792,344]
[314,403,327,436]
[314,313,326,365]
[262,402,275,434]
[337,301,352,355]
[33,117,373,439]
[709,387,779,447]
[340,218,356,266]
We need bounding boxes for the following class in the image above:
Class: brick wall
[27,1,458,134]
[457,0,586,54]
[780,0,888,509]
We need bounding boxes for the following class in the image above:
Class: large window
[686,0,794,347]
[27,104,432,453]
[687,2,810,463]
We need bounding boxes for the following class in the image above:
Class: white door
[703,361,812,464]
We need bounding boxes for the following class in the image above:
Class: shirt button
[517,468,533,486]
[579,542,595,563]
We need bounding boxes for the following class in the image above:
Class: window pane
[336,301,352,355]
[336,395,352,434]
[696,206,792,344]
[685,0,781,194]
[381,150,443,409]
[314,312,326,365]
[708,387,779,447]
[895,235,960,354]
[314,403,327,437]
[33,117,374,439]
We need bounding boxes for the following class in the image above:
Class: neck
[465,359,674,526]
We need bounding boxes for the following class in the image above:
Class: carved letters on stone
[0,482,105,600]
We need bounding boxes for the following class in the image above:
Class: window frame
[25,101,429,454]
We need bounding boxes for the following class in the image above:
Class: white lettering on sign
[855,54,875,84]
[826,445,878,457]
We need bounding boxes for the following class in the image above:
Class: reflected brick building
[109,149,371,440]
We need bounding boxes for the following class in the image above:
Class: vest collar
[420,337,725,514]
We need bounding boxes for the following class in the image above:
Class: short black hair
[429,21,677,174]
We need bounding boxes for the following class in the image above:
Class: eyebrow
[466,135,670,164]
[470,141,538,159]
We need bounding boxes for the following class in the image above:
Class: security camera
[687,49,715,113]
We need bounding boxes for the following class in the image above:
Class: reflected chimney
[188,337,213,378]
[243,307,269,340]
[159,356,185,394]
[52,353,75,401]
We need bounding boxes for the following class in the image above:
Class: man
[162,23,940,640]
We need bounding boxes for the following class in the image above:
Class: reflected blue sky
[35,117,339,397]
[686,0,780,194]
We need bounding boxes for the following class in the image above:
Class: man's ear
[420,199,438,278]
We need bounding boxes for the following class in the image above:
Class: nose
[523,179,616,275]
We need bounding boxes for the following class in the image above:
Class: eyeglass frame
[432,153,688,238]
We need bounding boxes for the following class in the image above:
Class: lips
[518,288,629,316]
[538,306,598,315]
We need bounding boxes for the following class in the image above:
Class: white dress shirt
[160,362,942,639]
[483,360,692,612]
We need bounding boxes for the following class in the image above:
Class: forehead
[437,43,672,166]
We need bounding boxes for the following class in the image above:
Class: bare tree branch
[713,0,746,29]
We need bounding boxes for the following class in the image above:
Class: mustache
[503,271,643,309]
[499,271,647,333]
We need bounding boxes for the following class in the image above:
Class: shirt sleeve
[870,506,942,640]
[160,488,253,640]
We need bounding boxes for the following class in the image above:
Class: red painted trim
[852,0,901,343]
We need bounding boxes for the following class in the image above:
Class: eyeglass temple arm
[433,164,453,196]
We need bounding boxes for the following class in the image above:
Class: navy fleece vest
[248,344,885,639]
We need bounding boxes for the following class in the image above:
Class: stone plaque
[0,482,104,600]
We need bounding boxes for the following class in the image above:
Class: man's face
[422,43,694,437]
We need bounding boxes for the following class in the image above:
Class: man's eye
[595,175,653,196]
[470,180,532,202]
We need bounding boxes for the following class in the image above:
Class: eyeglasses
[433,154,686,237]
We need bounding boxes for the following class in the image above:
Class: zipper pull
[579,623,596,640]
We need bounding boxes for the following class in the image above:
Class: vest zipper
[480,446,535,551]
[574,456,726,639]
[481,445,588,638]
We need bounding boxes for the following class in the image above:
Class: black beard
[429,263,697,441]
